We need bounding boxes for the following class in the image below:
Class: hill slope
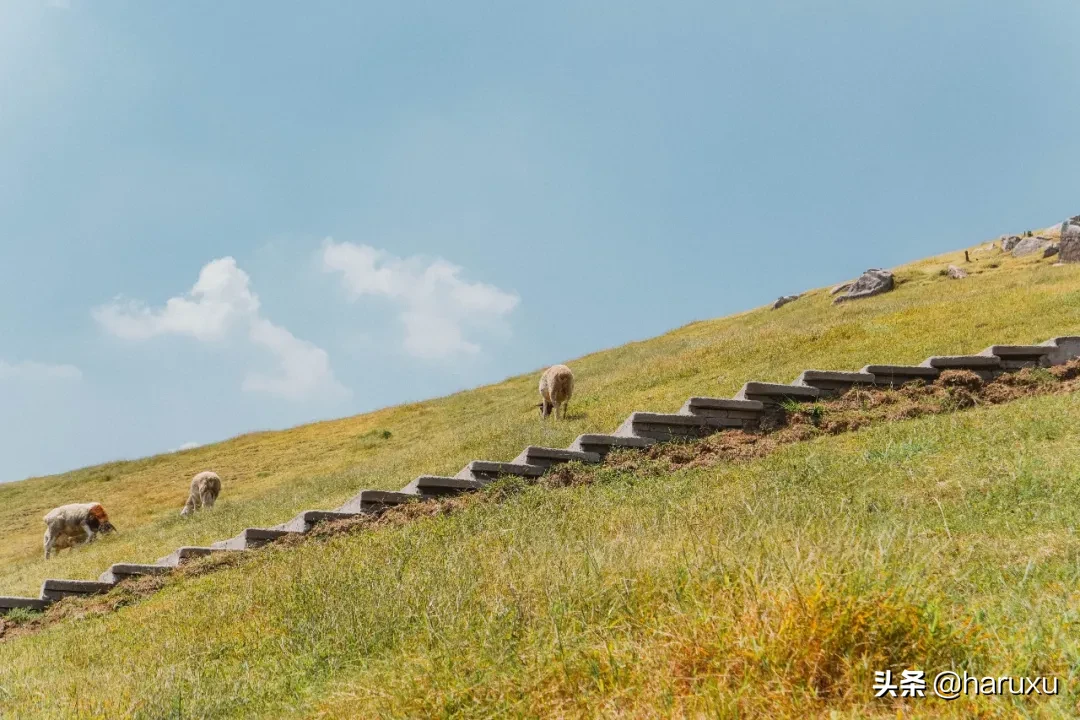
[1,241,1080,716]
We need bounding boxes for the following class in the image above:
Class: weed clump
[669,579,981,710]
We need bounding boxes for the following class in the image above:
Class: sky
[2,0,1079,482]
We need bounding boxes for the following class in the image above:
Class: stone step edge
[0,596,51,611]
[98,563,174,584]
[510,445,603,466]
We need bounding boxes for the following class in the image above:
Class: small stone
[1044,243,1060,259]
[947,264,968,279]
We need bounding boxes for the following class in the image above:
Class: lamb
[43,502,116,560]
[538,364,574,420]
[180,471,222,517]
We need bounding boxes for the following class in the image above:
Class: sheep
[180,471,222,517]
[43,502,116,560]
[538,364,574,420]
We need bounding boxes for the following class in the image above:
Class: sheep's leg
[43,531,53,560]
[79,522,97,546]
[181,491,197,517]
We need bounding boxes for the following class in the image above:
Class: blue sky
[2,0,1078,482]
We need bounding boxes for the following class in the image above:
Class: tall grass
[2,394,1080,717]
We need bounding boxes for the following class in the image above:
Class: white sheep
[180,471,222,517]
[538,364,574,420]
[43,502,116,560]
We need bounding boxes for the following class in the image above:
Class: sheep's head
[539,401,553,418]
[89,504,117,534]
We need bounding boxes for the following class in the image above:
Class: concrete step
[1040,336,1080,366]
[416,475,486,495]
[398,474,487,496]
[399,475,463,495]
[509,446,601,469]
[455,461,546,483]
[336,489,421,514]
[568,433,655,457]
[734,381,820,407]
[275,510,364,533]
[155,546,238,568]
[210,527,300,551]
[978,344,1053,370]
[615,411,738,442]
[860,364,940,387]
[792,370,877,397]
[678,397,764,422]
[920,355,1002,381]
[98,563,174,584]
[0,596,51,613]
[41,579,116,602]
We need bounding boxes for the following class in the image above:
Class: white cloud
[243,317,346,400]
[94,257,348,401]
[170,441,200,453]
[92,257,259,342]
[321,240,519,359]
[0,360,82,382]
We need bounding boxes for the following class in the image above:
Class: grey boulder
[772,294,800,310]
[833,269,894,304]
[1011,236,1051,257]
[1000,235,1022,252]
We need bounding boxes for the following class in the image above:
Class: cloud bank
[93,257,347,401]
[321,240,519,359]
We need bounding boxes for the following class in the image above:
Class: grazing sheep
[43,502,116,560]
[538,364,574,420]
[180,471,222,517]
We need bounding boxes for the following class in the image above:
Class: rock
[772,294,800,310]
[1061,238,1080,264]
[829,282,853,296]
[1011,236,1051,257]
[833,269,894,304]
[1063,215,1080,236]
[1000,235,1022,252]
[1059,216,1080,264]
[947,264,968,279]
[1044,243,1060,258]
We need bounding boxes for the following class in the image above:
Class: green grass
[2,243,1080,717]
[3,393,1080,718]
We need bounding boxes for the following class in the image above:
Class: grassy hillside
[3,387,1080,717]
[2,240,1080,717]
[0,243,1077,602]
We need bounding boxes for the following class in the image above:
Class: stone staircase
[3,336,1078,614]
